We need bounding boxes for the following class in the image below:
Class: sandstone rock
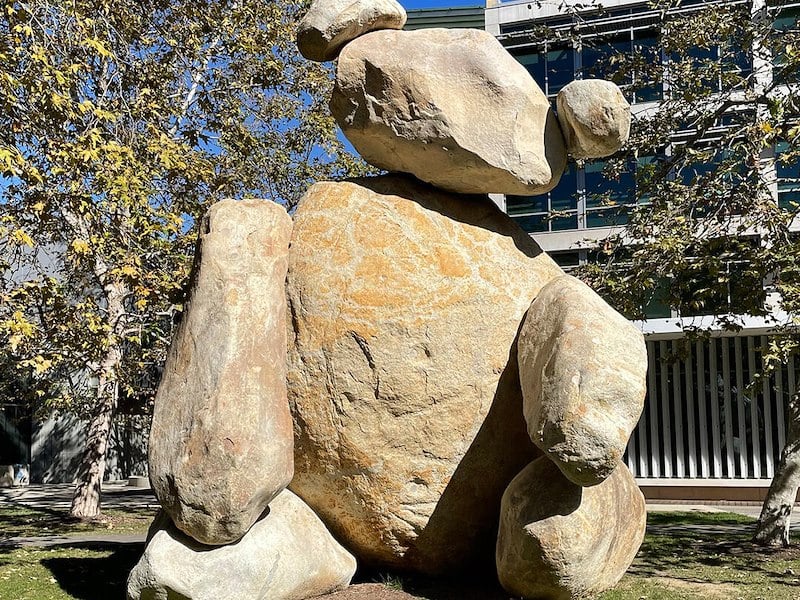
[297,0,406,62]
[556,79,631,159]
[517,275,647,486]
[149,199,294,545]
[286,175,564,573]
[127,490,357,600]
[330,29,567,195]
[496,457,646,600]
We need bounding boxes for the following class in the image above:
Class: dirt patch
[649,576,739,598]
[320,580,513,600]
[322,583,423,600]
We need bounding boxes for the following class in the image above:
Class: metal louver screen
[625,336,796,480]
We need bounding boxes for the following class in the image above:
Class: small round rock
[556,79,631,159]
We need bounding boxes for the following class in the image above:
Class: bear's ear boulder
[556,79,631,159]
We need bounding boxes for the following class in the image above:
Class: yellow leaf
[71,239,90,254]
[33,356,52,374]
[11,229,33,247]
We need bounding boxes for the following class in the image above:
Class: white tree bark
[69,280,127,519]
[753,392,800,546]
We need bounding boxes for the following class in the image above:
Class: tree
[0,0,363,518]
[572,0,800,545]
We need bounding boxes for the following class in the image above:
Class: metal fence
[625,335,797,480]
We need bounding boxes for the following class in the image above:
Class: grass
[0,545,143,600]
[597,511,800,600]
[0,504,157,540]
[0,507,799,599]
[0,502,154,600]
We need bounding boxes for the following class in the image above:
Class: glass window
[550,163,579,211]
[506,194,548,216]
[777,141,800,210]
[643,279,672,319]
[507,164,579,232]
[515,51,547,89]
[546,46,574,95]
[581,35,632,90]
[512,214,548,233]
[551,213,579,230]
[586,207,630,227]
[551,251,581,269]
[633,31,663,102]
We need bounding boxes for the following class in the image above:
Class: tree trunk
[69,371,119,518]
[753,392,800,546]
[69,282,126,519]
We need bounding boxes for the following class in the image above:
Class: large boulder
[286,175,564,574]
[127,490,357,600]
[518,275,647,486]
[496,457,646,600]
[149,199,294,545]
[330,28,567,195]
[556,79,631,160]
[297,0,406,62]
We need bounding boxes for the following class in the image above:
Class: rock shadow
[402,325,542,578]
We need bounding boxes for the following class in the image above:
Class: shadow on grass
[355,565,511,599]
[630,511,800,589]
[0,504,85,539]
[41,542,144,600]
[0,501,156,543]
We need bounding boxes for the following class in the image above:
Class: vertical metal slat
[722,338,735,478]
[685,345,697,478]
[735,337,748,478]
[710,337,722,478]
[762,336,775,478]
[776,357,786,454]
[660,340,673,478]
[698,339,710,478]
[648,342,660,478]
[748,336,762,479]
[672,339,685,478]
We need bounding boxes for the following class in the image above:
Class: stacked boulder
[127,200,356,600]
[129,1,645,599]
[294,1,645,598]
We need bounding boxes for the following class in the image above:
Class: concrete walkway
[0,481,156,548]
[0,480,159,511]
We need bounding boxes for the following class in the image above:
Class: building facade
[410,0,800,500]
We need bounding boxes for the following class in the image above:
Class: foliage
[0,0,363,417]
[576,0,800,338]
[566,0,800,545]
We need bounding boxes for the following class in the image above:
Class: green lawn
[1,504,156,540]
[0,546,143,600]
[0,503,154,600]
[0,508,799,599]
[599,512,800,600]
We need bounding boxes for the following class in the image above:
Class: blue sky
[400,0,482,9]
